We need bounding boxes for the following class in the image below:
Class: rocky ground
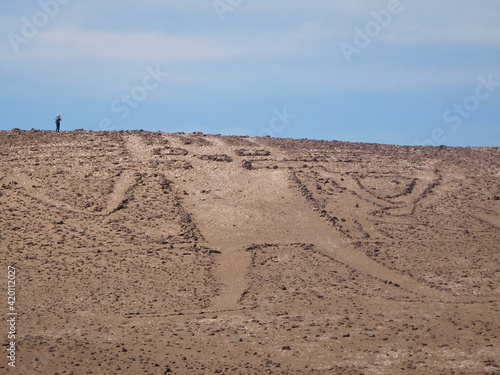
[0,129,499,374]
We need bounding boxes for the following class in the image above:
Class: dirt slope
[0,130,499,374]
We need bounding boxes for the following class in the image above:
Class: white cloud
[1,24,331,65]
[41,30,240,62]
[1,0,499,98]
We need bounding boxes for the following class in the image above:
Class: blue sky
[1,0,499,146]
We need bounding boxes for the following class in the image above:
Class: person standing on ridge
[55,114,62,132]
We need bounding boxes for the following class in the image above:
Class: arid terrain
[0,129,499,375]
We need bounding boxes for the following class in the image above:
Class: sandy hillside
[0,129,499,375]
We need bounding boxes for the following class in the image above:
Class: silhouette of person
[55,114,61,132]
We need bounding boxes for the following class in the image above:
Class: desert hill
[0,130,499,374]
